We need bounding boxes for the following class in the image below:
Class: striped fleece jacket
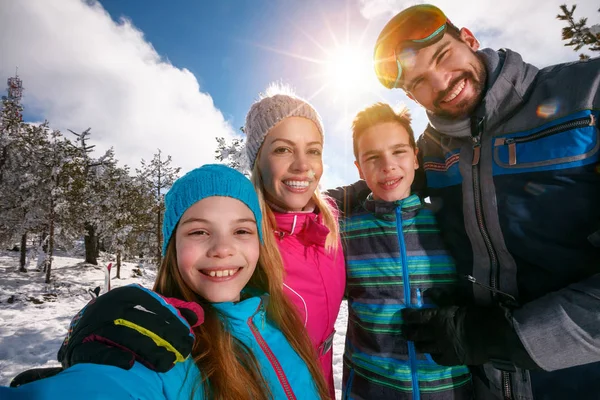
[340,193,473,400]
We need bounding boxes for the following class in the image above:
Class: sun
[323,45,377,98]
[246,19,385,109]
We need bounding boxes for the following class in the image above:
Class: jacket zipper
[494,114,596,165]
[471,116,512,400]
[464,275,519,308]
[395,205,420,400]
[247,300,297,400]
[471,117,500,291]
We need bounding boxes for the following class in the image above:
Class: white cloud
[358,0,600,67]
[0,0,236,175]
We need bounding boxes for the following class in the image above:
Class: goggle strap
[412,23,446,43]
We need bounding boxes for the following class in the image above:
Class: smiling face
[174,196,260,303]
[355,121,418,202]
[257,116,323,211]
[400,28,487,120]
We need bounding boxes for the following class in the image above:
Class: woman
[244,85,346,397]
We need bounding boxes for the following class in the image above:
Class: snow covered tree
[60,128,116,265]
[0,76,62,272]
[0,75,24,185]
[214,136,249,176]
[39,129,75,283]
[0,122,50,271]
[100,164,154,278]
[558,4,600,60]
[137,149,180,266]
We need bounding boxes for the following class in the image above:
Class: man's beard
[432,63,487,120]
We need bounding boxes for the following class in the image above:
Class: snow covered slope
[0,252,348,399]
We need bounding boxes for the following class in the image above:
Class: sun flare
[248,18,386,110]
[324,45,377,97]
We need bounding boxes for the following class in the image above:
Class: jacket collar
[273,209,330,246]
[363,193,422,220]
[426,48,539,138]
[212,291,268,322]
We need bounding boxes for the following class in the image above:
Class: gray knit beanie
[244,92,324,168]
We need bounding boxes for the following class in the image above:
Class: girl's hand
[58,284,204,373]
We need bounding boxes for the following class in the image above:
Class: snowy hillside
[0,252,348,399]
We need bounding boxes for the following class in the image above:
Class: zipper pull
[464,274,520,308]
[260,301,265,330]
[470,116,484,166]
[416,288,423,308]
[472,135,481,166]
[505,138,517,165]
[590,114,596,127]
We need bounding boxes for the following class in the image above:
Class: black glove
[58,284,204,373]
[422,285,472,308]
[401,304,539,370]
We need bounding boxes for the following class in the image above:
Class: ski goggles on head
[374,4,448,89]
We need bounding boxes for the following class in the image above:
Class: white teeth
[284,180,309,188]
[443,80,466,103]
[383,178,400,186]
[205,268,238,277]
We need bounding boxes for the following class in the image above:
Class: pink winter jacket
[272,206,346,399]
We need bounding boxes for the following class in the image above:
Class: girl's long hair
[251,154,340,253]
[154,235,329,400]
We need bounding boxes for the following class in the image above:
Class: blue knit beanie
[162,164,263,255]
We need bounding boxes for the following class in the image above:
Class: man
[372,4,600,400]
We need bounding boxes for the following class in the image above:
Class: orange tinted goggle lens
[374,5,447,88]
[374,44,399,89]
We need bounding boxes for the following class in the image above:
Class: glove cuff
[470,306,540,370]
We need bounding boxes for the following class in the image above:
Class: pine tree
[0,75,24,185]
[40,129,74,283]
[0,122,42,271]
[557,4,600,60]
[99,164,154,278]
[0,75,56,272]
[214,136,249,176]
[137,149,180,266]
[61,128,115,265]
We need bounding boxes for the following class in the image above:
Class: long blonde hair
[251,154,340,253]
[154,234,329,400]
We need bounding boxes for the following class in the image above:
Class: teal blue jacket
[1,294,320,400]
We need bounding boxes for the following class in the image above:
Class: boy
[340,102,472,399]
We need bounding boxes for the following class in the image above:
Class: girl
[244,85,346,398]
[2,164,329,400]
[11,87,347,398]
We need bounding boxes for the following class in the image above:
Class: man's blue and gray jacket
[417,49,600,399]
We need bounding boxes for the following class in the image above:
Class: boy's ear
[413,147,419,170]
[354,160,365,180]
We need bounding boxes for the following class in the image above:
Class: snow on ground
[0,252,349,399]
[0,252,156,388]
[333,300,348,400]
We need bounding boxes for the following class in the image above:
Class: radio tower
[1,69,24,135]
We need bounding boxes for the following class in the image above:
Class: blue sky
[97,0,377,132]
[94,0,398,186]
[1,0,597,188]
